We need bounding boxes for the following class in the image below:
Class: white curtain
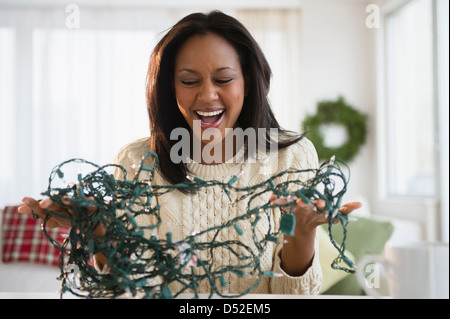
[0,6,302,206]
[0,7,185,205]
[236,9,302,133]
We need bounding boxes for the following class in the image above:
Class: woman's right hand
[19,196,109,272]
[18,196,102,234]
[18,197,75,228]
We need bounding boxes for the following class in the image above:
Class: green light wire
[39,151,355,299]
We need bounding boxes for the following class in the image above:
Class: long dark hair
[146,10,304,186]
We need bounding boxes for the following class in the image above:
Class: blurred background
[0,0,448,294]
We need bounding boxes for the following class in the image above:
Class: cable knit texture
[112,136,323,295]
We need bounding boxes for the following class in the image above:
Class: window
[379,0,449,241]
[385,0,435,198]
[0,28,16,197]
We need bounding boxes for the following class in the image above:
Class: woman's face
[174,32,246,146]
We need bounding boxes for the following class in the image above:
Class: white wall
[299,0,377,214]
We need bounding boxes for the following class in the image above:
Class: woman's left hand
[269,194,362,236]
[270,194,362,276]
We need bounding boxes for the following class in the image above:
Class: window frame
[374,0,448,242]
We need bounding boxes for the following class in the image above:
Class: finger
[61,195,95,214]
[45,218,60,228]
[271,197,289,206]
[39,198,70,217]
[20,197,46,218]
[86,196,98,215]
[296,198,308,208]
[40,198,73,228]
[295,198,326,213]
[311,199,326,211]
[59,196,98,218]
[60,195,94,208]
[18,204,32,215]
[61,196,73,206]
[21,197,41,211]
[338,202,362,215]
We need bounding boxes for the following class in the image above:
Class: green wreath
[302,96,367,163]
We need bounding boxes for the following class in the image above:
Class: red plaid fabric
[1,205,70,267]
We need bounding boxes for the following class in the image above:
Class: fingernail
[40,199,50,208]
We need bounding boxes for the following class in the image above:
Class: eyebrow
[178,67,235,74]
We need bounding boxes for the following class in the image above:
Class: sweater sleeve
[270,234,322,294]
[269,138,323,295]
[93,142,135,273]
[93,138,151,274]
[111,139,145,181]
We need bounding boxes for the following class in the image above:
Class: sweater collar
[186,145,247,180]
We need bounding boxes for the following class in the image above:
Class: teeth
[196,110,224,117]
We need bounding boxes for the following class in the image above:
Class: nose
[198,79,218,103]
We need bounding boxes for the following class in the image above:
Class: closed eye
[216,78,233,84]
[181,80,199,86]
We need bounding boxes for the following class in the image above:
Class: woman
[19,11,361,296]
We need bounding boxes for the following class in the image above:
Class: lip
[193,106,225,113]
[193,107,225,130]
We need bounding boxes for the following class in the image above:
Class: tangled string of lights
[39,151,355,299]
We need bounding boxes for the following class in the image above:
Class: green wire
[40,151,355,299]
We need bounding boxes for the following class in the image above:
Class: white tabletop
[0,292,371,299]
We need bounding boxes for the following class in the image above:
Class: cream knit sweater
[112,136,323,295]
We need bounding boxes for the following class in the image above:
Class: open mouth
[194,109,225,129]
